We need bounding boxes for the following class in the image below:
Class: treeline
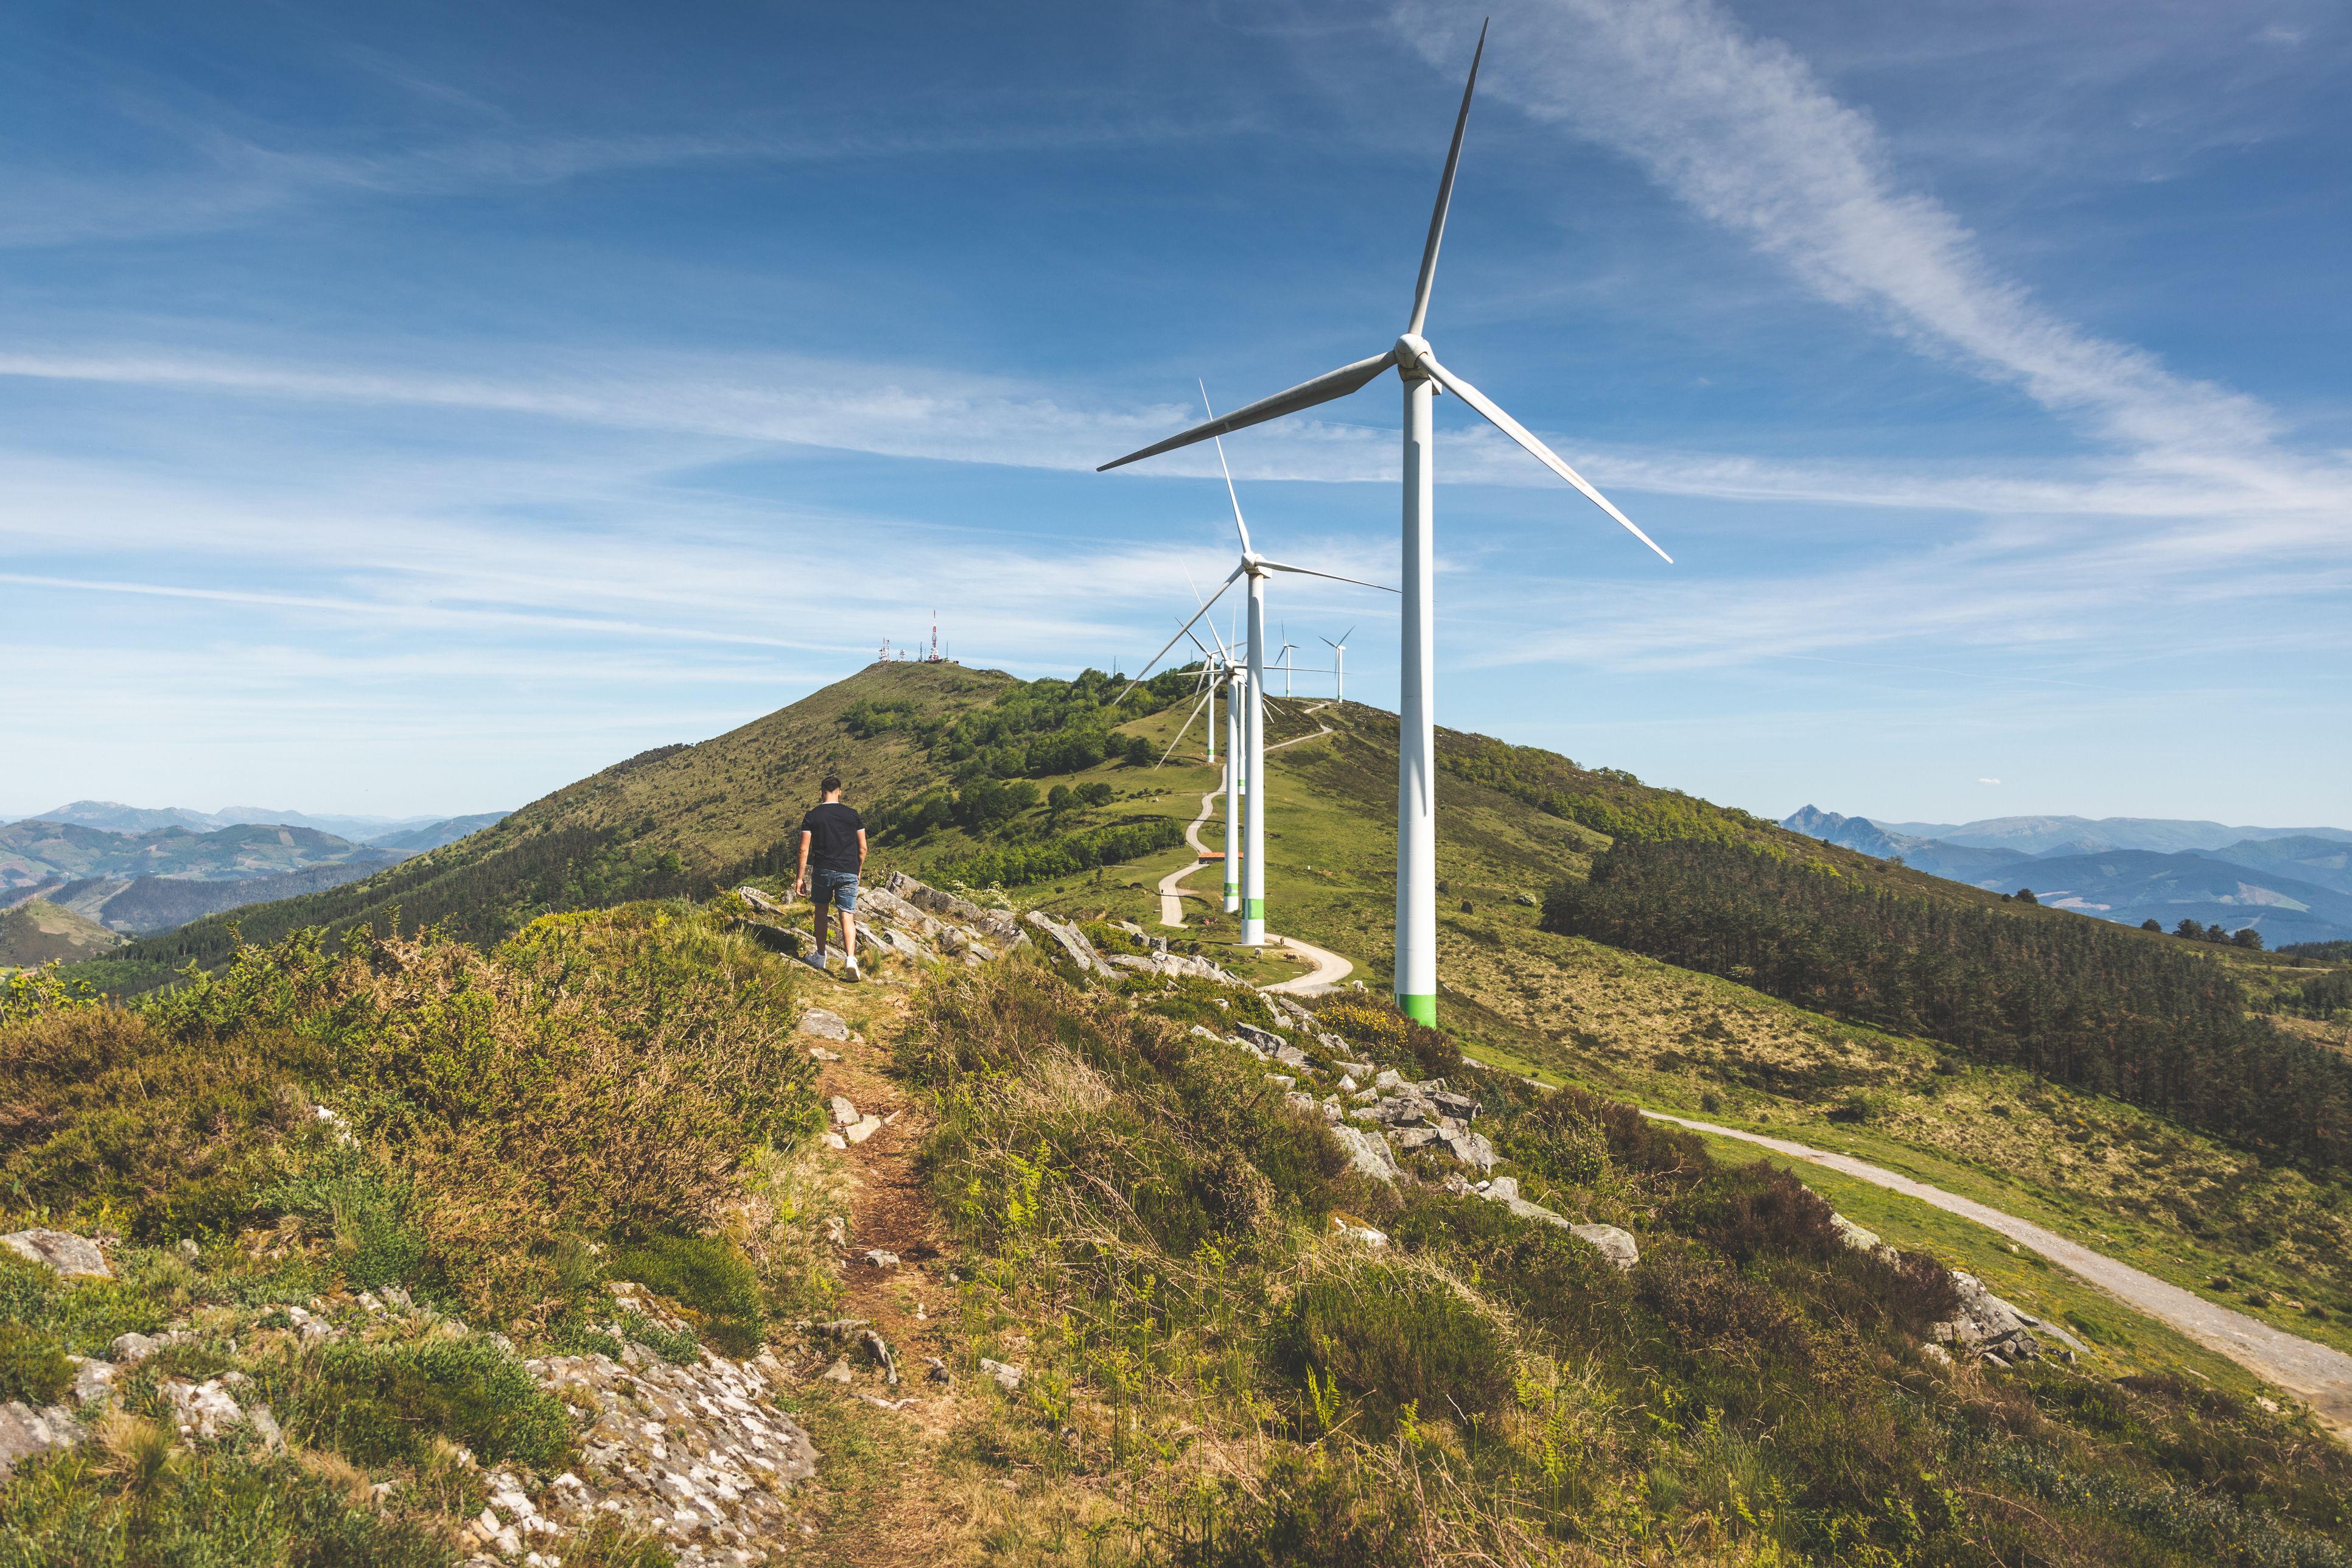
[1542,839,2352,1169]
[841,664,1199,781]
[929,816,1186,891]
[1440,735,1768,845]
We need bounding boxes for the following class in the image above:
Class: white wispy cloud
[1391,0,2352,527]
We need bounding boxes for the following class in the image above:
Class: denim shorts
[810,867,860,911]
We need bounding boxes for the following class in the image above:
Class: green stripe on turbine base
[1399,993,1437,1026]
[1244,898,1265,919]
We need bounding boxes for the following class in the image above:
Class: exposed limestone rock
[67,1357,113,1407]
[1329,1213,1389,1247]
[828,1096,859,1126]
[0,1402,77,1478]
[1831,1214,1883,1251]
[1024,910,1102,972]
[800,1009,853,1042]
[1331,1124,1400,1184]
[1,1229,109,1278]
[884,873,1022,944]
[979,1357,1023,1392]
[1469,1178,1638,1270]
[520,1294,818,1564]
[1570,1225,1640,1271]
[161,1377,247,1439]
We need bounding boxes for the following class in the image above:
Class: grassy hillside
[0,899,121,968]
[7,901,2348,1566]
[69,663,2352,1359]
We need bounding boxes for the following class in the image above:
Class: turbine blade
[1414,352,1674,564]
[1116,568,1244,703]
[1098,351,1394,471]
[1258,558,1401,593]
[1407,18,1488,337]
[1157,687,1214,769]
[1213,436,1253,556]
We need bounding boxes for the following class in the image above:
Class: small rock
[843,1115,884,1144]
[830,1095,860,1126]
[110,1332,164,1364]
[68,1357,114,1407]
[175,1238,200,1262]
[1329,1213,1388,1248]
[163,1377,245,1439]
[861,1250,900,1269]
[824,1132,848,1150]
[824,1216,848,1246]
[809,1046,842,1062]
[1920,1343,1953,1367]
[249,1404,286,1452]
[800,1009,853,1041]
[1830,1214,1883,1251]
[924,1359,953,1387]
[0,1230,109,1279]
[979,1358,1023,1393]
[1373,1069,1403,1091]
[1569,1224,1640,1272]
[820,1358,855,1384]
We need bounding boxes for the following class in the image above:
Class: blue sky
[2,0,2346,827]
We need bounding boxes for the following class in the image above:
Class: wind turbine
[1099,21,1670,1023]
[1278,627,1298,698]
[1321,626,1354,701]
[1118,410,1393,947]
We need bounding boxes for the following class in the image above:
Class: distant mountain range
[27,800,508,847]
[0,807,511,936]
[1783,806,2352,943]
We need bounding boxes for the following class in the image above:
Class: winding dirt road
[1153,709,1355,994]
[1647,1110,2352,1437]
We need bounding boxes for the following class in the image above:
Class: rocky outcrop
[1024,910,1103,972]
[1,1228,110,1278]
[488,1284,819,1566]
[882,873,1021,946]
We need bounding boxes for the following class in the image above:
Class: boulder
[0,1402,76,1478]
[1024,910,1102,973]
[1,1230,109,1279]
[161,1377,247,1440]
[67,1357,113,1407]
[979,1357,1024,1393]
[1571,1225,1641,1271]
[1830,1213,1882,1251]
[1331,1124,1400,1184]
[856,885,942,937]
[1235,1023,1286,1055]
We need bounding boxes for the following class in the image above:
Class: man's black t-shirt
[799,802,865,873]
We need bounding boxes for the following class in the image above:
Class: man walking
[793,775,867,979]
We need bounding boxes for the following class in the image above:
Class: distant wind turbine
[1118,399,1393,947]
[1099,21,1671,1023]
[1321,626,1354,701]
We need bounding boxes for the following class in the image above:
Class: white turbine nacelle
[1098,20,1673,1023]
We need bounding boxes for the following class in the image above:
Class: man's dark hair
[821,775,843,796]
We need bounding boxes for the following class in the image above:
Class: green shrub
[606,1233,766,1357]
[1279,1259,1514,1437]
[304,1335,572,1470]
[1675,1160,1843,1264]
[0,1324,69,1405]
[258,1144,427,1292]
[1171,1450,1422,1567]
[0,1433,450,1566]
[0,1006,320,1239]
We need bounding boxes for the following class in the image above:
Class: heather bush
[1277,1256,1516,1438]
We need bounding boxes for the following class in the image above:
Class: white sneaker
[805,950,830,972]
[842,961,863,982]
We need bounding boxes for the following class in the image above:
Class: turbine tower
[1119,410,1391,947]
[1099,21,1670,1023]
[1321,627,1354,701]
